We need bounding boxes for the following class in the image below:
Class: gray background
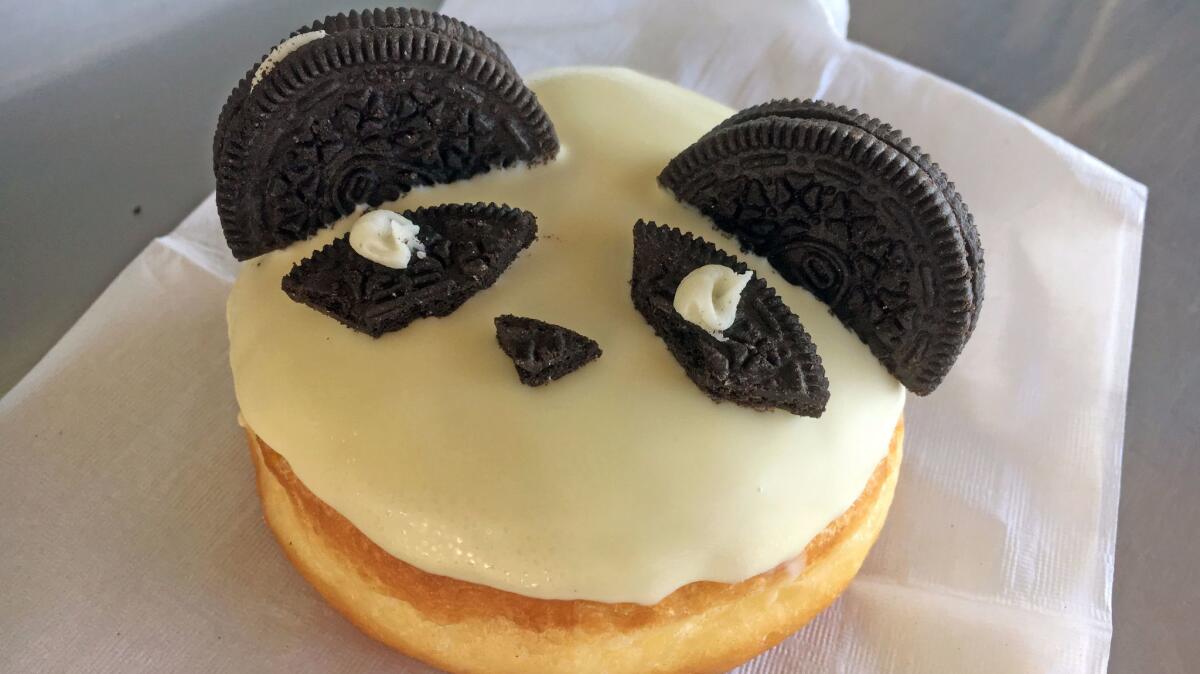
[0,1,1195,671]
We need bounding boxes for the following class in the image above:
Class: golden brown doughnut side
[248,419,903,674]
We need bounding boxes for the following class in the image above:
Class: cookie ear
[658,104,983,395]
[214,12,557,260]
[700,99,984,333]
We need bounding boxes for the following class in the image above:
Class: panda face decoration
[216,9,981,415]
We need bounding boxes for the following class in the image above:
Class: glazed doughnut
[248,420,902,674]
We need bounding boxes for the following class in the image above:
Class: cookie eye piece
[348,210,426,269]
[282,203,537,337]
[673,265,753,339]
[631,221,829,417]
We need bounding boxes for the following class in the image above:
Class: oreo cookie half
[707,99,984,334]
[213,8,517,174]
[494,315,602,386]
[631,220,829,417]
[659,105,983,395]
[214,9,558,260]
[282,203,537,337]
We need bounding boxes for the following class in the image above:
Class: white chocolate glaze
[227,67,905,604]
[673,264,753,338]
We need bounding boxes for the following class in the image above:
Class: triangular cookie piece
[494,315,602,386]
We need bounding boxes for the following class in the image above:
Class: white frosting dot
[348,210,427,269]
[250,30,327,90]
[673,264,753,338]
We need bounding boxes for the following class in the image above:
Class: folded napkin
[0,1,1145,672]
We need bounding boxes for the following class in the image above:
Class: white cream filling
[250,30,326,90]
[227,67,905,604]
[674,264,753,339]
[348,210,427,269]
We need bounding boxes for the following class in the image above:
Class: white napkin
[0,1,1145,672]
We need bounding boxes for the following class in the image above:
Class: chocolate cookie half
[706,99,984,334]
[213,7,518,177]
[631,220,829,417]
[214,8,558,260]
[659,105,982,395]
